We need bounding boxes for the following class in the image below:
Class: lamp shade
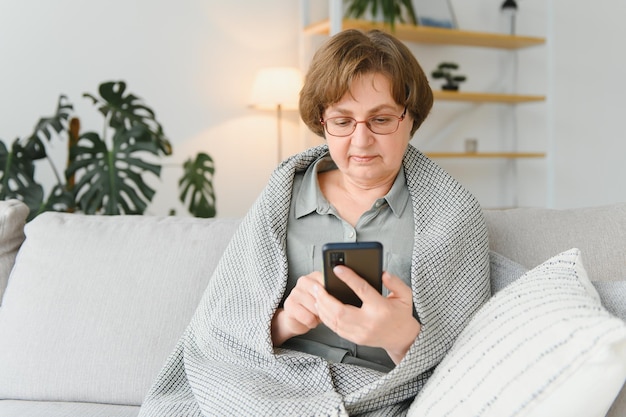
[249,67,303,110]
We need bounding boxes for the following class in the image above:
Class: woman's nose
[351,121,374,145]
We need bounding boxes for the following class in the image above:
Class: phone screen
[322,241,383,307]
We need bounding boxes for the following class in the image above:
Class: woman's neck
[318,169,397,226]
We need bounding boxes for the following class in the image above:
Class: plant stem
[45,153,64,186]
[2,150,13,194]
[103,111,110,148]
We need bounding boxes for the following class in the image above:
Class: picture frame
[413,0,458,29]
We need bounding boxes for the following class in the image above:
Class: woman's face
[322,72,413,189]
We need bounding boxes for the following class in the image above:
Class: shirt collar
[295,154,334,218]
[385,167,410,218]
[295,153,410,219]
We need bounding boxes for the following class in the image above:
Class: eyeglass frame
[320,106,408,137]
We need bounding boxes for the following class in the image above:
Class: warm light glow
[249,67,303,110]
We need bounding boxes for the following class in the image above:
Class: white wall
[551,0,626,208]
[0,0,302,217]
[1,0,625,217]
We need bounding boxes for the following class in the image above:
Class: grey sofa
[0,199,624,417]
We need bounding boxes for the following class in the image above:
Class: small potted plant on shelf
[344,0,418,29]
[431,62,467,91]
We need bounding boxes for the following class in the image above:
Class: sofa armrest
[0,199,28,303]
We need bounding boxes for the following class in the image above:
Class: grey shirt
[284,153,414,371]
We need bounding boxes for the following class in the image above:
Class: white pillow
[409,248,626,417]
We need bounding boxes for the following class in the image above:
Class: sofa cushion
[0,199,29,303]
[594,281,626,322]
[489,250,528,294]
[409,248,626,417]
[0,212,240,406]
[483,203,626,282]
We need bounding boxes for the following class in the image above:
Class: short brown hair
[299,29,433,137]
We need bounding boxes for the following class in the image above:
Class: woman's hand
[313,266,421,364]
[271,272,323,347]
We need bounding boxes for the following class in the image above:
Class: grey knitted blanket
[139,144,490,417]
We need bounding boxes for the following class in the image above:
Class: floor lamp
[249,67,303,164]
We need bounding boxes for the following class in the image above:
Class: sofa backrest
[484,203,626,282]
[1,200,624,408]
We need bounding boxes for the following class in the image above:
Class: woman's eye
[371,116,393,125]
[331,118,352,127]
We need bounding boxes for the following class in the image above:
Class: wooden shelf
[304,19,545,103]
[304,19,545,50]
[302,11,549,205]
[433,90,545,103]
[425,152,545,159]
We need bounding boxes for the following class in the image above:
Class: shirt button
[348,231,355,238]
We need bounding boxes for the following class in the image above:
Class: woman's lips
[350,155,377,163]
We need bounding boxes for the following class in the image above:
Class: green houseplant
[0,81,216,220]
[344,0,418,28]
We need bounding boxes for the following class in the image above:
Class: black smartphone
[322,241,383,307]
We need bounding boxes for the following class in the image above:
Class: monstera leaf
[0,96,73,219]
[83,81,172,156]
[37,184,75,220]
[179,152,216,218]
[25,95,73,148]
[67,124,161,215]
[20,95,73,163]
[0,140,44,214]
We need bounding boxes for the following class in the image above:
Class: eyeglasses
[320,107,407,137]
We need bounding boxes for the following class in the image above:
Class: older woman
[140,29,489,417]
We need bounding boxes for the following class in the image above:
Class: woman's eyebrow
[326,104,398,116]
